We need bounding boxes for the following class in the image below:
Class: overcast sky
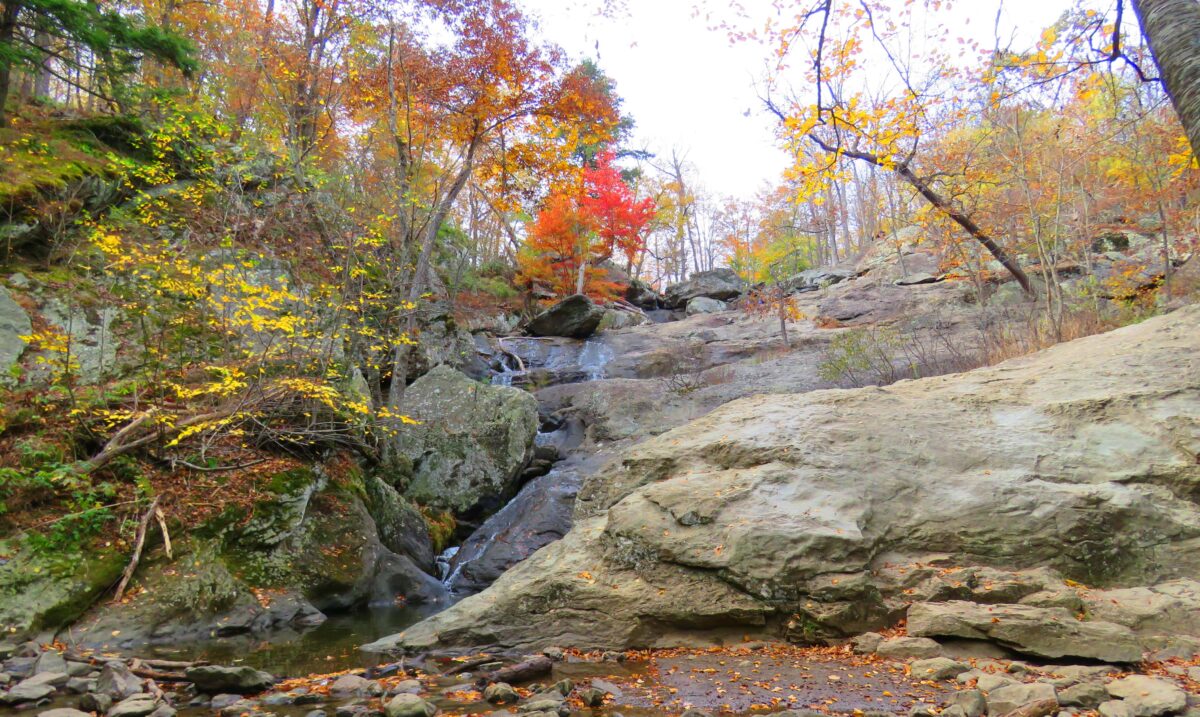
[522,0,1074,200]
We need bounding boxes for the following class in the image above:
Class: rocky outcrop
[527,295,605,339]
[364,305,1200,656]
[664,269,745,308]
[0,285,30,382]
[685,297,727,315]
[393,365,539,518]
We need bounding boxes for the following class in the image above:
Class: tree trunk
[0,0,22,127]
[1132,0,1200,157]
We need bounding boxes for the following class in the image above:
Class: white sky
[522,0,1075,200]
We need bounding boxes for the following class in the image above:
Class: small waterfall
[435,546,460,582]
[577,338,614,381]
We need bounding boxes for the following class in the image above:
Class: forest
[0,1,1198,717]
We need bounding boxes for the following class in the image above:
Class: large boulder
[184,665,275,694]
[528,295,605,339]
[685,297,727,316]
[395,365,539,517]
[365,305,1200,654]
[664,269,745,308]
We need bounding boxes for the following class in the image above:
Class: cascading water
[577,338,614,381]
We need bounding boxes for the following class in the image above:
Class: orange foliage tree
[519,151,656,301]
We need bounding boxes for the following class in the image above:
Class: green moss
[0,537,126,637]
[265,466,318,495]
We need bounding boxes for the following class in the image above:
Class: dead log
[113,496,161,602]
[475,655,552,686]
[999,699,1060,717]
[442,654,496,676]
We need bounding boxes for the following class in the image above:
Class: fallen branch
[112,497,161,602]
[475,655,552,686]
[442,654,496,676]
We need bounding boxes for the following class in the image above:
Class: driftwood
[475,655,552,686]
[62,650,204,682]
[442,654,496,676]
[113,496,161,602]
[1000,699,1059,717]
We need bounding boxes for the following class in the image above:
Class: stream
[137,333,621,676]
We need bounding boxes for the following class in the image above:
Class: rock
[579,687,607,707]
[107,695,158,717]
[22,670,68,687]
[148,706,176,717]
[95,662,144,701]
[685,297,727,315]
[1058,683,1109,709]
[877,637,943,660]
[894,272,942,286]
[1105,676,1187,717]
[952,690,987,717]
[32,652,67,675]
[394,365,539,518]
[384,694,437,717]
[910,658,969,680]
[1100,701,1135,717]
[625,279,663,309]
[65,677,93,694]
[851,632,884,653]
[664,269,746,308]
[978,673,1020,693]
[209,695,243,710]
[364,306,1200,654]
[0,680,55,704]
[65,662,92,678]
[910,705,938,717]
[545,679,573,697]
[330,675,380,697]
[528,295,606,339]
[184,666,275,695]
[598,308,649,331]
[908,602,1143,663]
[782,268,856,293]
[39,709,91,717]
[518,698,564,713]
[484,683,518,705]
[987,683,1058,717]
[0,285,31,382]
[542,647,565,661]
[82,693,115,712]
[943,707,969,717]
[391,680,421,695]
[305,711,327,717]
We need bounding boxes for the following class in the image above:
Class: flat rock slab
[907,601,1143,663]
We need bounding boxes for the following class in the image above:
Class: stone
[39,709,91,717]
[1100,701,1135,717]
[391,680,421,695]
[579,688,607,707]
[910,658,970,680]
[987,683,1058,717]
[23,671,68,688]
[1105,676,1187,717]
[394,365,539,518]
[0,681,56,705]
[65,662,93,678]
[527,294,605,339]
[32,652,67,675]
[107,695,158,717]
[305,712,328,717]
[952,689,987,717]
[685,297,727,316]
[484,683,518,705]
[0,285,31,382]
[185,665,275,695]
[542,647,565,661]
[147,707,176,717]
[330,675,380,697]
[978,673,1020,693]
[364,306,1200,655]
[895,273,942,286]
[209,695,243,710]
[1058,683,1109,709]
[96,662,143,700]
[81,693,115,712]
[907,602,1143,663]
[518,699,564,714]
[877,637,943,660]
[851,632,884,653]
[664,269,746,307]
[384,694,437,717]
[65,677,93,694]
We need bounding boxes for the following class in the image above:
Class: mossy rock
[0,537,126,638]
